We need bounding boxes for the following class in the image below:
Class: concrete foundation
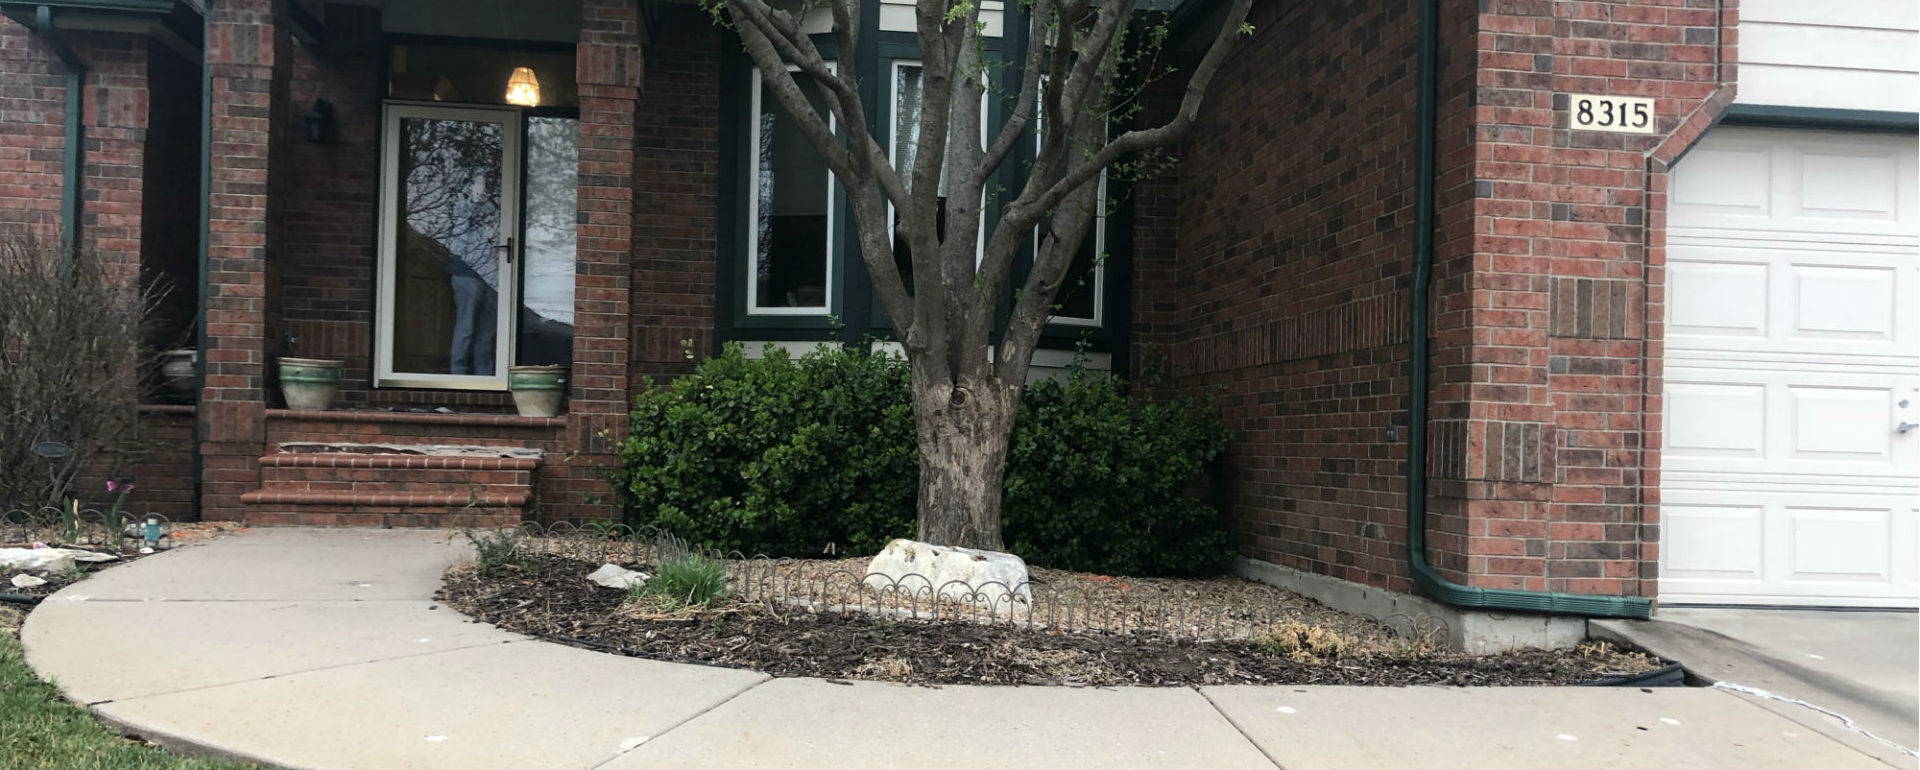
[1234,558,1588,653]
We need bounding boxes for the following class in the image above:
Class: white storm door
[376,104,522,390]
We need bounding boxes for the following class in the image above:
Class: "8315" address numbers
[1565,94,1654,134]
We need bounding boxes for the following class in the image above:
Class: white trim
[746,63,837,317]
[374,103,522,390]
[1044,170,1108,328]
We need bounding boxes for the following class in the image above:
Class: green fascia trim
[0,0,176,14]
[1406,0,1649,621]
[1721,104,1919,134]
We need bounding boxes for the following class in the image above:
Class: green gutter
[192,20,208,515]
[29,4,84,264]
[1407,0,1650,620]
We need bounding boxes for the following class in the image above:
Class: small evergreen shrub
[1003,368,1231,577]
[611,343,916,556]
[610,343,1233,576]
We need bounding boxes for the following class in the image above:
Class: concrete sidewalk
[1594,607,1919,768]
[19,528,1909,770]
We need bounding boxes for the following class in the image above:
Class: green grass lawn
[0,607,256,770]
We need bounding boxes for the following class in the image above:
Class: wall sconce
[303,99,334,143]
[505,66,540,107]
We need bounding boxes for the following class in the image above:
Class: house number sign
[1566,94,1655,134]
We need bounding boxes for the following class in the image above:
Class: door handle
[497,235,515,264]
[1899,422,1917,434]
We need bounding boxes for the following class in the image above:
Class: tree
[715,0,1255,550]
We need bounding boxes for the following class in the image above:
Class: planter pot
[508,365,567,417]
[279,357,344,410]
[159,349,197,401]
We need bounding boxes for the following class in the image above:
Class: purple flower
[106,480,118,493]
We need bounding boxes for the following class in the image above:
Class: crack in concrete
[82,639,526,707]
[1194,686,1286,770]
[588,675,775,770]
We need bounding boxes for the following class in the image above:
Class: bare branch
[974,1,1049,187]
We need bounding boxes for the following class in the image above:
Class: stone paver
[603,678,1277,770]
[1201,685,1897,770]
[19,528,1907,770]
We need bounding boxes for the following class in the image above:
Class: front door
[376,104,521,389]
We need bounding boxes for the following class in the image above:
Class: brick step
[259,454,537,490]
[243,450,539,528]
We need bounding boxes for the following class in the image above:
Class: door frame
[374,102,523,390]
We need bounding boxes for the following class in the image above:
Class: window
[748,65,837,315]
[889,60,987,290]
[1048,171,1106,327]
[1032,88,1107,328]
[517,116,577,366]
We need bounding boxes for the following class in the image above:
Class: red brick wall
[629,7,719,385]
[132,406,197,521]
[200,0,289,519]
[279,4,381,400]
[1430,0,1736,597]
[1149,0,1475,592]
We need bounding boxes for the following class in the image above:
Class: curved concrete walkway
[19,528,1906,770]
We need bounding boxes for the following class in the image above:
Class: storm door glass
[377,105,520,388]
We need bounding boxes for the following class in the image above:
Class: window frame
[373,101,524,391]
[745,62,840,318]
[1042,169,1108,328]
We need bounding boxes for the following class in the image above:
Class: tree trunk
[911,365,1017,551]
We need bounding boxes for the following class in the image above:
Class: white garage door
[1662,126,1920,607]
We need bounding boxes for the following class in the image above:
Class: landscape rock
[10,573,48,588]
[587,563,649,590]
[865,539,1032,606]
[0,547,118,575]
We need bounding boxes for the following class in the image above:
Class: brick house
[1,0,1913,617]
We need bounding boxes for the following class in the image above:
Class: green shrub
[611,342,916,556]
[1003,367,1231,577]
[610,343,1232,576]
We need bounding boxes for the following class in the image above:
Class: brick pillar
[556,0,642,521]
[199,0,287,519]
[1427,0,1736,596]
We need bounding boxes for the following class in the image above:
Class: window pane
[518,116,575,366]
[753,72,832,311]
[392,116,504,376]
[1055,231,1099,322]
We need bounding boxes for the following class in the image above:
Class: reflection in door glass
[518,117,576,366]
[392,117,503,376]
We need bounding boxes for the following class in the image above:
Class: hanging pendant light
[505,66,541,107]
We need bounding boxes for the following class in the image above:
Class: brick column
[1428,0,1736,596]
[199,0,287,519]
[556,0,642,521]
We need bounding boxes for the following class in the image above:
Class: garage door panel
[1795,146,1905,224]
[1666,381,1767,459]
[1669,258,1770,338]
[1791,264,1897,341]
[1663,126,1918,608]
[1663,502,1767,584]
[1787,386,1894,461]
[1661,489,1918,605]
[1787,506,1893,584]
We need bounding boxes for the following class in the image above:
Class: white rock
[864,539,1032,606]
[587,563,649,590]
[0,547,117,575]
[10,573,48,588]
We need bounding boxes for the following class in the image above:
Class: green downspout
[31,4,84,265]
[1407,0,1650,620]
[192,26,210,516]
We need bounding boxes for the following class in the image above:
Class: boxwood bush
[610,342,1231,576]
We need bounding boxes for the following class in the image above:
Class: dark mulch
[439,555,1662,687]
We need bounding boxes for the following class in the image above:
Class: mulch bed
[440,554,1662,687]
[2,521,247,598]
